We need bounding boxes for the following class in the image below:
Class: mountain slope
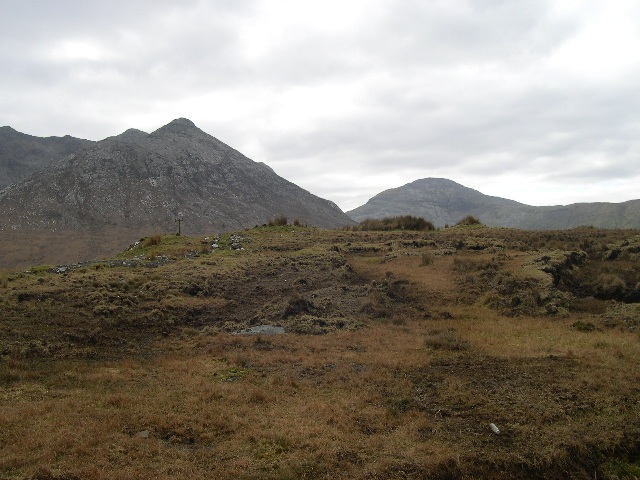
[520,200,640,230]
[0,118,354,268]
[0,126,92,190]
[1,118,352,232]
[348,178,640,230]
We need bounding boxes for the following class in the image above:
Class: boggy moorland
[1,223,640,479]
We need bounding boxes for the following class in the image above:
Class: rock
[229,234,244,250]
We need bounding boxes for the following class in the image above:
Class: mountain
[0,118,354,268]
[0,126,92,190]
[348,178,640,230]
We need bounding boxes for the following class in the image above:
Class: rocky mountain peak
[0,126,93,190]
[104,128,149,143]
[348,177,640,230]
[0,119,355,267]
[152,118,202,137]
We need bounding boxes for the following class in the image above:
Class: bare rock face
[348,178,640,230]
[0,118,354,267]
[0,118,353,234]
[0,126,92,190]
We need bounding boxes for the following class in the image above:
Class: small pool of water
[236,325,286,335]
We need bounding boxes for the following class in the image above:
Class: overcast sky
[2,1,639,211]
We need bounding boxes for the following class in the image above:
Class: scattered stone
[229,234,245,250]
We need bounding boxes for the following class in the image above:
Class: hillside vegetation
[1,225,640,479]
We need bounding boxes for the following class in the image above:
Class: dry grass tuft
[424,329,470,351]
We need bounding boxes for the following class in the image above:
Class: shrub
[142,235,162,247]
[452,257,499,273]
[93,302,122,316]
[572,320,596,332]
[283,293,315,318]
[268,215,288,227]
[420,252,434,266]
[456,215,482,226]
[424,330,469,351]
[355,216,435,232]
[594,273,626,298]
[361,292,393,318]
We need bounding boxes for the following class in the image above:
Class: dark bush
[142,235,161,247]
[420,252,434,266]
[283,293,315,318]
[361,294,393,318]
[424,330,469,351]
[572,321,596,332]
[354,216,435,232]
[595,273,626,298]
[268,215,288,227]
[456,215,482,226]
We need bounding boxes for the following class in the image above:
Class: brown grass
[1,226,640,478]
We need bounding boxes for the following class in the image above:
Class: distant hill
[0,126,92,190]
[0,118,354,268]
[348,178,640,230]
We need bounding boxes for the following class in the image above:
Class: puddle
[236,325,286,335]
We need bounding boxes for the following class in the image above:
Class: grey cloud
[358,0,576,69]
[1,0,638,209]
[261,68,640,196]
